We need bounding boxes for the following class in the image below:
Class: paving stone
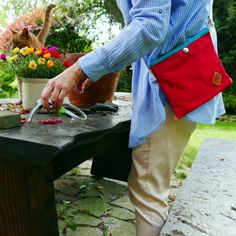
[78,168,92,176]
[103,216,135,236]
[110,195,135,212]
[55,175,77,187]
[75,179,103,198]
[66,167,83,176]
[55,163,183,235]
[108,206,135,221]
[161,139,236,235]
[58,220,66,236]
[67,227,103,236]
[55,176,96,197]
[55,191,76,203]
[55,170,184,236]
[0,111,21,129]
[73,212,102,227]
[54,182,80,197]
[73,197,111,217]
[95,179,128,201]
[79,160,93,169]
[56,203,74,220]
[78,160,93,175]
[71,176,96,187]
[80,186,102,198]
[69,164,91,176]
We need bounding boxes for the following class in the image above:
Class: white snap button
[183,47,189,53]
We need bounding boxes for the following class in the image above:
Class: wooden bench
[0,93,132,236]
[160,139,236,236]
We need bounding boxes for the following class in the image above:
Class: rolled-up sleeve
[78,0,171,81]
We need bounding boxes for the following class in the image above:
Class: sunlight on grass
[178,121,236,168]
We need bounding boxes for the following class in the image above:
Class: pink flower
[48,46,57,52]
[0,53,6,60]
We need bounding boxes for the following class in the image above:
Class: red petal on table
[39,119,63,124]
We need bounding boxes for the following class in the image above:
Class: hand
[41,63,82,110]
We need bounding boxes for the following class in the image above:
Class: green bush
[223,94,236,114]
[46,18,93,53]
[0,64,18,98]
[116,66,132,92]
[214,0,236,95]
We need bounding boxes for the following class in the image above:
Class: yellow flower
[26,47,35,54]
[37,57,46,65]
[35,50,42,56]
[11,55,18,61]
[7,57,14,63]
[43,53,51,60]
[20,47,28,55]
[12,47,20,54]
[28,60,37,70]
[7,55,18,63]
[47,60,54,68]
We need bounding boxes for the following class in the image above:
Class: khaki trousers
[128,106,196,236]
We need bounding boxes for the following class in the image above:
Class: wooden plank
[0,158,59,236]
[160,139,236,236]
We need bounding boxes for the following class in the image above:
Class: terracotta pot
[65,53,119,108]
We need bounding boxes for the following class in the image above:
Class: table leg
[0,157,59,236]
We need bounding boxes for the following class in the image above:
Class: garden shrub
[0,64,17,98]
[223,94,236,114]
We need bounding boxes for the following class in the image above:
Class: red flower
[63,60,72,68]
[40,47,48,55]
[50,50,61,59]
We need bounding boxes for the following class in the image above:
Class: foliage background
[213,0,236,113]
[0,0,235,112]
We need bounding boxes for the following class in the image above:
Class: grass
[178,118,236,169]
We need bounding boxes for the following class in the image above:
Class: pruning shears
[28,98,87,123]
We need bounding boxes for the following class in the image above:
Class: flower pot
[65,53,120,108]
[20,78,49,111]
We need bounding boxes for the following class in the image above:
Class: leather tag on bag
[212,72,222,86]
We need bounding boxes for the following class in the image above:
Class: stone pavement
[55,160,182,236]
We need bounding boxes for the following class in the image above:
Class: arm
[41,0,171,109]
[78,0,172,81]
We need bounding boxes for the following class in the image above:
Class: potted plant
[1,48,120,111]
[64,53,120,108]
[0,46,70,110]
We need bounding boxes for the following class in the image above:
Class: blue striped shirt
[78,0,225,148]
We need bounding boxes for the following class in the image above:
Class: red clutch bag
[149,28,233,119]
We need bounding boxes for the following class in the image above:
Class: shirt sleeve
[78,0,171,81]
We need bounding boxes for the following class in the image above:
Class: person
[41,1,225,235]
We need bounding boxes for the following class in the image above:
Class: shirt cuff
[77,50,110,82]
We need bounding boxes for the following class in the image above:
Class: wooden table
[0,94,131,236]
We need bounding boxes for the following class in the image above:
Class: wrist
[72,63,87,84]
[79,67,89,80]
